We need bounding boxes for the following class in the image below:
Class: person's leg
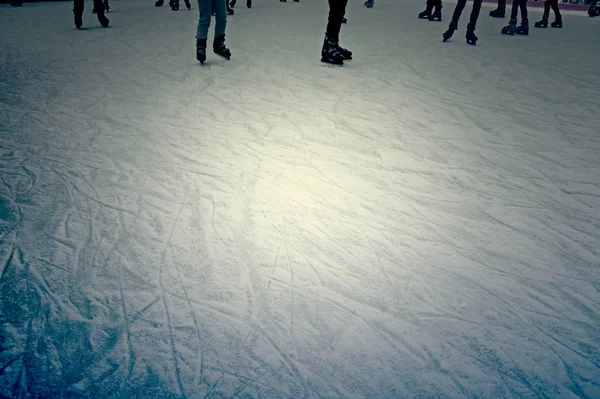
[213,0,231,58]
[196,0,212,63]
[73,0,84,28]
[519,0,528,25]
[93,0,109,25]
[550,0,562,25]
[466,0,483,44]
[322,0,347,64]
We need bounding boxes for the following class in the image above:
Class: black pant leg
[468,0,483,28]
[450,0,467,24]
[326,0,347,40]
[73,0,84,15]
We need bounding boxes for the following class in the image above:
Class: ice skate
[551,20,563,28]
[169,0,179,10]
[418,9,431,19]
[501,19,516,35]
[321,36,344,66]
[213,34,231,60]
[196,38,207,65]
[364,0,374,8]
[442,22,457,42]
[429,9,442,21]
[155,0,164,6]
[534,19,548,28]
[515,23,529,35]
[489,6,505,18]
[184,0,191,9]
[465,23,478,45]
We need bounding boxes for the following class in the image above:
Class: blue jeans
[196,0,227,40]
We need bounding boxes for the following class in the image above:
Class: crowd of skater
[7,0,600,65]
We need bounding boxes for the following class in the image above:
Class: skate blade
[321,58,343,66]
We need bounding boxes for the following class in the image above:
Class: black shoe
[442,22,457,42]
[465,23,478,45]
[551,20,563,28]
[418,9,431,19]
[428,10,441,21]
[74,14,83,29]
[98,14,109,27]
[10,0,23,6]
[196,38,207,64]
[227,6,234,14]
[169,0,179,10]
[184,0,191,9]
[534,19,548,27]
[155,0,164,6]
[247,0,251,7]
[321,36,344,65]
[213,34,231,59]
[515,23,529,35]
[489,6,505,18]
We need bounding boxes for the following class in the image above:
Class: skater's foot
[229,0,236,7]
[321,36,344,65]
[534,19,548,28]
[184,0,191,9]
[169,0,179,10]
[98,14,109,27]
[227,6,234,14]
[501,20,517,35]
[515,23,529,35]
[364,0,374,7]
[247,0,251,8]
[74,14,83,29]
[442,22,457,42]
[418,9,431,19]
[551,20,563,28]
[197,38,207,65]
[213,34,231,59]
[466,24,478,45]
[489,7,505,18]
[155,0,164,6]
[428,10,442,22]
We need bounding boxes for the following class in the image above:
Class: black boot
[489,6,505,18]
[428,7,442,21]
[465,23,478,45]
[551,19,563,28]
[155,0,164,6]
[442,21,457,42]
[534,19,548,27]
[74,13,83,29]
[321,36,344,65]
[104,0,110,12]
[213,34,231,59]
[93,0,109,26]
[418,6,432,19]
[196,38,207,64]
[184,0,191,9]
[169,0,179,10]
[10,0,23,6]
[515,22,529,35]
[227,4,234,14]
[246,0,251,8]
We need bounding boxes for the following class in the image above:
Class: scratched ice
[1,0,599,397]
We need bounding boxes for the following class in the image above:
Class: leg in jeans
[196,0,213,39]
[213,0,227,38]
[326,0,347,40]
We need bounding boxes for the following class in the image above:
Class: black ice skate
[280,0,286,2]
[501,19,516,35]
[197,38,207,65]
[321,36,344,65]
[229,0,236,7]
[184,0,191,9]
[169,0,179,10]
[465,23,478,45]
[418,9,431,19]
[442,22,457,42]
[489,6,505,18]
[74,14,83,29]
[534,19,548,28]
[429,9,442,21]
[515,23,529,35]
[551,19,563,28]
[155,0,164,6]
[247,0,251,7]
[213,34,231,60]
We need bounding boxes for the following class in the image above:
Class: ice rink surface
[1,0,599,397]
